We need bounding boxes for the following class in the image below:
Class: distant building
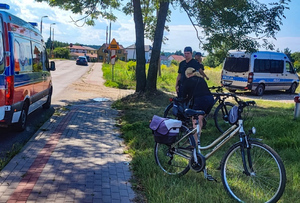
[97,43,127,63]
[67,45,97,61]
[168,55,185,62]
[125,44,152,62]
[160,55,171,67]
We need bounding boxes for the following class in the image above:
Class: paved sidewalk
[0,101,135,203]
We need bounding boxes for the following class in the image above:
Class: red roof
[169,55,185,62]
[71,52,97,59]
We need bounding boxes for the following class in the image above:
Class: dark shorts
[192,95,214,114]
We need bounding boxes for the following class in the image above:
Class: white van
[221,50,299,96]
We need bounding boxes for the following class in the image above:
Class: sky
[3,0,300,53]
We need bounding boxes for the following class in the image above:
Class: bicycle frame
[170,119,245,161]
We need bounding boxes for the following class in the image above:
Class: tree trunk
[133,0,146,93]
[146,1,169,92]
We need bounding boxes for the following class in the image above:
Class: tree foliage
[179,0,290,55]
[52,47,70,59]
[36,0,121,26]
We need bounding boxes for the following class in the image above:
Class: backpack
[172,97,192,120]
[149,115,182,144]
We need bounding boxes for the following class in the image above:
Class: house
[67,45,98,61]
[168,55,185,62]
[160,55,171,67]
[97,43,127,63]
[125,44,152,62]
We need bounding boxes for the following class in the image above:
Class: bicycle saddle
[184,109,205,117]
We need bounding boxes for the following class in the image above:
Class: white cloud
[269,37,300,52]
[5,0,300,53]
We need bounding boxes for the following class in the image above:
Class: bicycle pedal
[206,174,217,182]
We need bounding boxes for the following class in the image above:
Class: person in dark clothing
[195,52,209,80]
[176,46,200,97]
[182,67,214,144]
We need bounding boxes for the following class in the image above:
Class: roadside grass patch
[113,91,300,203]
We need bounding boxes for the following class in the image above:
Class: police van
[0,4,55,131]
[221,50,299,96]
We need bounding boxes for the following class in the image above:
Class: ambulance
[0,4,55,131]
[221,50,299,96]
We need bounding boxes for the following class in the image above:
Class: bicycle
[164,86,237,133]
[154,98,286,202]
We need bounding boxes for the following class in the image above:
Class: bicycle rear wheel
[154,125,195,176]
[221,141,286,203]
[214,102,234,133]
[163,102,176,119]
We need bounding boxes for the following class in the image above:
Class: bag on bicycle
[172,97,191,119]
[149,115,182,144]
[228,105,239,124]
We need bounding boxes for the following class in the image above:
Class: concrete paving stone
[119,189,129,197]
[111,200,122,203]
[111,192,121,200]
[102,195,113,203]
[53,199,66,203]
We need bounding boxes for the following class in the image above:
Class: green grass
[103,62,222,92]
[114,91,300,203]
[109,63,300,202]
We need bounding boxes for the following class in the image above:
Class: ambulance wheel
[43,88,52,109]
[14,103,29,132]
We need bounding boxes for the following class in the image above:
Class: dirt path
[54,62,135,105]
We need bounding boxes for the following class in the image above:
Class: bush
[171,60,179,66]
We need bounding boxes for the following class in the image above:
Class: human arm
[199,69,209,80]
[176,73,181,93]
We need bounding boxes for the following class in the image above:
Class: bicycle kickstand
[203,168,217,182]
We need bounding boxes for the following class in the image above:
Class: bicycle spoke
[221,141,286,203]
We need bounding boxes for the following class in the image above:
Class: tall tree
[146,1,169,92]
[133,0,147,92]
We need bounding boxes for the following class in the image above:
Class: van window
[254,59,283,73]
[0,18,4,74]
[32,42,43,72]
[14,37,32,72]
[223,57,249,72]
[285,61,295,74]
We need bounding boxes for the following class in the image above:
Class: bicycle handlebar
[238,100,256,108]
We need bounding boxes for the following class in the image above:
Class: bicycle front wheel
[214,102,234,133]
[221,141,286,203]
[154,125,195,176]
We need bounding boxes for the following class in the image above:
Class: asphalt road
[0,60,90,159]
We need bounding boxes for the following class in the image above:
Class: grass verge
[113,91,300,203]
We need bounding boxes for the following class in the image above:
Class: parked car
[0,3,55,131]
[76,56,88,66]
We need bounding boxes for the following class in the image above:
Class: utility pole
[49,23,55,58]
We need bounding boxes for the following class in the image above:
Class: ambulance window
[32,42,43,72]
[0,18,4,74]
[14,37,32,73]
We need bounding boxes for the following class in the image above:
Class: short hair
[184,46,192,53]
